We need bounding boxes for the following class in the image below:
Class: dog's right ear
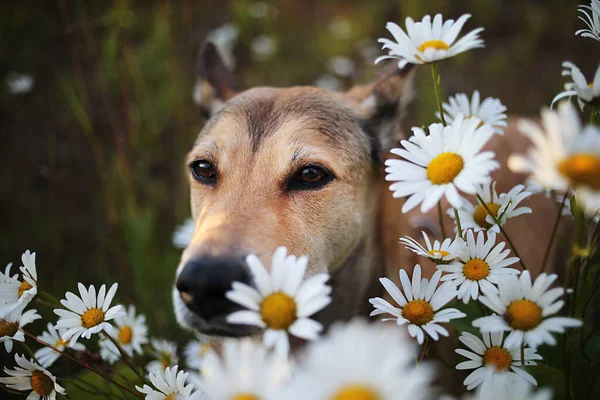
[193,42,241,118]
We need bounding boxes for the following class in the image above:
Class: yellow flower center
[473,203,501,229]
[589,82,594,88]
[231,394,260,400]
[54,338,68,348]
[331,385,381,400]
[482,346,512,371]
[81,308,105,329]
[401,300,434,326]
[427,152,464,185]
[417,39,450,53]
[160,354,172,369]
[119,326,133,344]
[558,153,600,190]
[164,393,176,400]
[463,258,490,281]
[18,280,33,298]
[30,370,54,396]
[260,292,297,330]
[200,342,212,356]
[0,319,19,338]
[504,299,543,331]
[427,249,452,265]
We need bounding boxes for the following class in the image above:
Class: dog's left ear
[346,63,415,156]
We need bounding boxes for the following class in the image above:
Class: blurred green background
[1,0,597,352]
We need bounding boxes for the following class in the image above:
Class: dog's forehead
[194,86,372,154]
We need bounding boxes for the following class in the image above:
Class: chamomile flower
[226,246,332,356]
[200,338,290,400]
[552,62,600,110]
[185,339,212,370]
[173,218,195,249]
[54,283,124,345]
[369,264,465,344]
[455,331,541,392]
[449,180,532,233]
[473,271,582,349]
[399,231,465,265]
[34,323,86,368]
[136,365,204,400]
[0,250,39,317]
[99,304,148,364]
[438,230,520,304]
[0,308,40,352]
[376,14,484,68]
[280,318,434,400]
[0,354,66,400]
[386,116,499,213]
[436,91,507,135]
[576,0,600,42]
[474,374,553,400]
[508,102,600,195]
[147,338,180,374]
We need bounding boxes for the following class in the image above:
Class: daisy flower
[474,373,553,400]
[136,365,204,400]
[376,14,484,68]
[185,339,212,370]
[369,264,465,344]
[147,338,180,374]
[575,0,600,42]
[473,271,582,349]
[508,102,600,195]
[200,338,290,400]
[0,250,39,317]
[173,218,195,249]
[399,231,465,265]
[449,180,532,233]
[385,116,499,213]
[0,308,40,352]
[0,354,66,400]
[34,323,86,368]
[279,318,434,400]
[53,283,124,345]
[455,330,541,392]
[226,246,332,356]
[436,91,507,135]
[99,304,148,364]
[552,61,600,110]
[438,230,520,304]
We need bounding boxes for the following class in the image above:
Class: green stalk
[453,208,463,238]
[437,201,447,238]
[431,63,447,126]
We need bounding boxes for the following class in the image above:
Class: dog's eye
[190,160,217,184]
[288,165,333,191]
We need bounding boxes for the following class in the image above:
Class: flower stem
[20,329,144,399]
[418,337,429,364]
[453,208,463,238]
[541,190,570,273]
[520,340,525,368]
[39,290,63,308]
[437,201,447,238]
[591,105,598,125]
[102,330,146,383]
[20,342,41,365]
[431,63,447,126]
[476,194,527,271]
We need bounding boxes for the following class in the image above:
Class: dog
[172,42,563,339]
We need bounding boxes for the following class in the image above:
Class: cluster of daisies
[2,5,599,400]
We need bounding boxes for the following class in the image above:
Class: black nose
[176,256,252,321]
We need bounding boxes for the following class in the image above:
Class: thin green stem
[476,194,527,271]
[20,342,41,365]
[541,190,570,273]
[418,336,429,364]
[520,340,525,368]
[591,105,597,125]
[453,208,463,238]
[20,329,144,399]
[431,63,446,126]
[437,201,447,238]
[102,330,146,383]
[39,290,63,308]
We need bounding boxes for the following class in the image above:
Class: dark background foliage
[1,0,598,395]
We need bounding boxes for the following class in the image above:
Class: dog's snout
[176,256,251,321]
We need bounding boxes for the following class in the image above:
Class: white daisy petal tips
[437,91,507,135]
[473,271,582,349]
[376,14,484,68]
[455,330,541,392]
[99,304,149,364]
[146,338,179,374]
[0,308,41,353]
[575,0,600,42]
[369,264,465,344]
[385,116,499,213]
[280,319,434,400]
[400,231,465,265]
[0,250,39,317]
[200,338,290,399]
[552,61,600,110]
[54,283,125,345]
[0,354,66,400]
[34,323,86,368]
[136,365,204,400]
[438,230,520,304]
[226,246,332,357]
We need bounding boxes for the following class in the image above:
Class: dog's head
[174,42,414,336]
